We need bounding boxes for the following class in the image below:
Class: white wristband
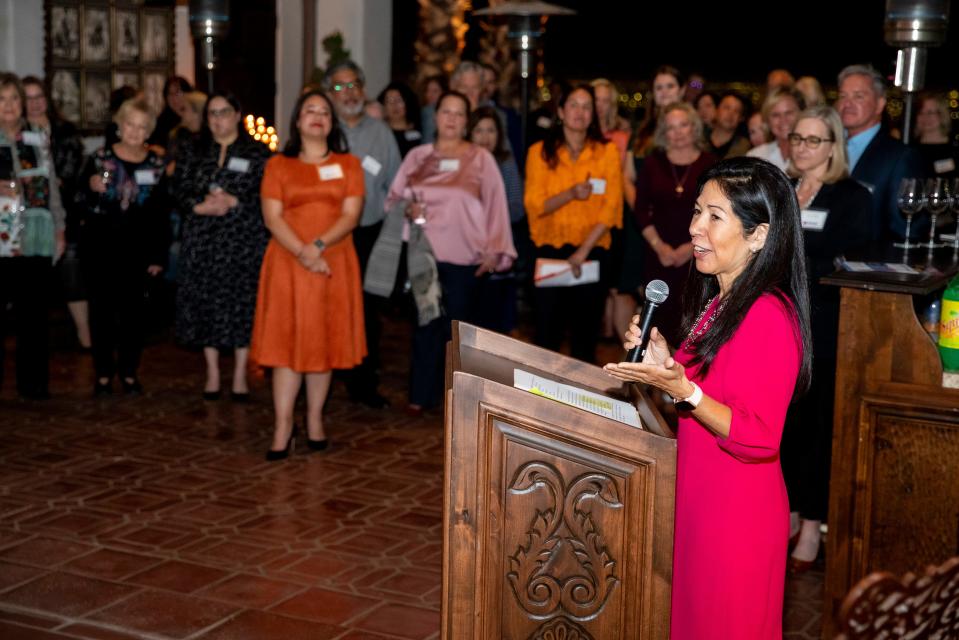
[674,381,702,411]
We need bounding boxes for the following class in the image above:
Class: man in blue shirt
[836,64,923,241]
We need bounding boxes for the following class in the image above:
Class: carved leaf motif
[526,616,595,640]
[837,556,959,639]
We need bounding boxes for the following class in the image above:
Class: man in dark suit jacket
[836,64,923,241]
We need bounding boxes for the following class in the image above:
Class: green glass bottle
[939,274,959,371]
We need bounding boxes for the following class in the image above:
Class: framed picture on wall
[83,71,112,128]
[81,6,111,64]
[45,1,174,133]
[115,9,139,63]
[141,11,170,64]
[51,69,81,124]
[50,5,80,63]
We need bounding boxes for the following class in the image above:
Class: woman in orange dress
[251,89,365,460]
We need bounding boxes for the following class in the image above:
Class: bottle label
[940,299,959,349]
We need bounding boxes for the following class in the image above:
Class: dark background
[392,0,958,91]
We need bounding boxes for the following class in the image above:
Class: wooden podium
[441,322,677,639]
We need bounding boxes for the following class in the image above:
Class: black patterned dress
[173,135,271,350]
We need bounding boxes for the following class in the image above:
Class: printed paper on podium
[514,368,642,429]
[533,258,600,287]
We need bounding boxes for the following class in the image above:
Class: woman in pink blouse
[605,157,812,639]
[371,90,516,415]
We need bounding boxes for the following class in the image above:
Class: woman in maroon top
[635,102,716,345]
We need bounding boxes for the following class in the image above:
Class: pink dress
[670,293,801,640]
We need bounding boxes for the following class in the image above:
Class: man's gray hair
[837,64,886,99]
[322,60,366,90]
[451,60,483,85]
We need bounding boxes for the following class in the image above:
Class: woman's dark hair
[422,74,448,99]
[693,91,719,110]
[468,106,511,162]
[377,81,421,131]
[633,65,684,155]
[164,75,192,99]
[21,76,64,124]
[199,91,243,147]
[283,89,348,157]
[433,90,472,139]
[110,85,138,115]
[681,156,811,398]
[541,84,607,169]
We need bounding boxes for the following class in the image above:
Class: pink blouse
[385,143,516,269]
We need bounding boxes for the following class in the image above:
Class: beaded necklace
[686,295,726,344]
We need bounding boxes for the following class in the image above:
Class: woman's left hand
[568,248,588,278]
[603,355,694,400]
[146,264,163,276]
[474,253,499,277]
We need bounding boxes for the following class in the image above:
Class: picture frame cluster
[45,1,175,132]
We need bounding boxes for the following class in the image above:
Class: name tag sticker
[404,130,422,141]
[361,155,382,176]
[226,157,250,173]
[134,169,158,185]
[801,207,829,231]
[21,131,44,147]
[588,178,607,195]
[439,158,460,172]
[934,158,956,174]
[318,163,344,181]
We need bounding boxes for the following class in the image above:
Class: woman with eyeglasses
[377,81,422,159]
[174,92,272,401]
[780,105,872,574]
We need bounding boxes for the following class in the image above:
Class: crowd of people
[1,57,957,638]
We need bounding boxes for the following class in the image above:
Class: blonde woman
[747,88,805,172]
[914,92,957,178]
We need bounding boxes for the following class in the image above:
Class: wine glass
[411,190,427,226]
[93,167,112,214]
[895,177,925,250]
[923,177,951,250]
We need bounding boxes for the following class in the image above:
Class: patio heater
[884,0,950,143]
[189,0,230,93]
[474,1,575,152]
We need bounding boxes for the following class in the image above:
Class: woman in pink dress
[605,157,812,639]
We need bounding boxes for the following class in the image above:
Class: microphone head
[645,279,669,305]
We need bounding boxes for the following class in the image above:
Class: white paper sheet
[533,258,600,287]
[513,368,642,429]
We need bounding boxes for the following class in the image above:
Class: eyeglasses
[787,133,834,149]
[331,82,361,93]
[208,107,235,119]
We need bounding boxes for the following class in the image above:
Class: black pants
[87,267,148,380]
[409,262,482,408]
[0,257,51,397]
[344,221,384,400]
[532,245,608,364]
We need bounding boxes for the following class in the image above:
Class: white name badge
[361,155,382,176]
[134,169,158,185]
[588,178,607,195]
[801,207,829,231]
[404,130,422,141]
[439,158,460,172]
[318,163,344,181]
[21,131,45,147]
[226,157,250,173]
[934,157,956,174]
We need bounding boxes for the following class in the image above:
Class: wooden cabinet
[442,323,676,639]
[821,251,959,638]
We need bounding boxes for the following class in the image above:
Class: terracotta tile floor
[0,315,824,639]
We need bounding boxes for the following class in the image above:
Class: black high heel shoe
[306,437,328,451]
[265,430,296,461]
[121,377,143,395]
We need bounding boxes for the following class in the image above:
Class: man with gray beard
[323,61,401,408]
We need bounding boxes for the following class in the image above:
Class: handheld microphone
[626,280,670,363]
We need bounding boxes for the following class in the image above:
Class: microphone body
[626,279,669,363]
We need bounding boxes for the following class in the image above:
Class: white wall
[1,0,44,77]
[275,0,304,143]
[315,0,392,96]
[174,5,196,87]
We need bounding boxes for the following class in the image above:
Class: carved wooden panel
[444,368,675,639]
[836,557,959,639]
[855,398,959,579]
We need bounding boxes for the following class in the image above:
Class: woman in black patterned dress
[174,92,271,400]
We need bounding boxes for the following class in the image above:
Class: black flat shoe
[202,390,221,401]
[230,391,250,403]
[266,431,295,461]
[306,437,329,451]
[351,392,390,409]
[121,378,143,395]
[93,379,113,397]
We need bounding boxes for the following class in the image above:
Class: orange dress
[250,153,366,372]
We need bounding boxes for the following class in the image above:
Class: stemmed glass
[410,189,427,226]
[93,167,112,214]
[894,177,925,250]
[924,177,951,250]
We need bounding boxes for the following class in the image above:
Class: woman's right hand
[297,243,331,275]
[623,320,670,367]
[406,201,426,221]
[89,173,107,194]
[570,179,592,201]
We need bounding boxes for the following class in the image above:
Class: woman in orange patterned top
[251,89,365,460]
[524,84,623,363]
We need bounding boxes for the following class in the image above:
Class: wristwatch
[673,382,703,412]
[313,238,326,254]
